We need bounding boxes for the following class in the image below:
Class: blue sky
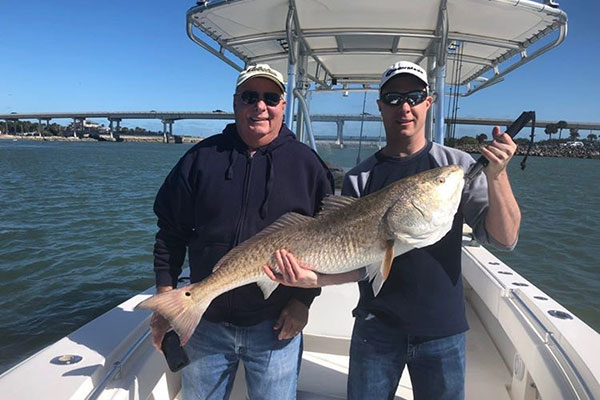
[1,0,599,138]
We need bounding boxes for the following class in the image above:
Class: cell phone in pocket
[161,330,190,372]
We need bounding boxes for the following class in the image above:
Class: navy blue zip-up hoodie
[153,123,334,326]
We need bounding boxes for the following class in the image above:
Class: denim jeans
[347,312,465,400]
[182,318,302,400]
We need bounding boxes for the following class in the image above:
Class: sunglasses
[380,90,428,107]
[237,90,283,107]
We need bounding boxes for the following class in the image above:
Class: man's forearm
[318,269,363,286]
[485,171,521,247]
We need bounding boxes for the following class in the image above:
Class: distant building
[562,141,584,147]
[82,120,109,133]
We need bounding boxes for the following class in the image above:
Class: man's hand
[480,126,521,247]
[149,285,174,351]
[263,249,321,288]
[150,312,172,351]
[274,298,309,340]
[480,126,517,180]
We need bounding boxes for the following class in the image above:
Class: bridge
[1,111,599,144]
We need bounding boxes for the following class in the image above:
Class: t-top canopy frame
[186,0,567,146]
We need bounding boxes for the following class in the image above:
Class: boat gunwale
[462,243,600,399]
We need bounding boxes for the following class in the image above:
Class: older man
[265,61,521,399]
[150,64,333,399]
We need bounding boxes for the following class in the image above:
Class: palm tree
[569,127,580,141]
[476,133,487,144]
[557,120,567,140]
[587,133,597,142]
[545,123,557,141]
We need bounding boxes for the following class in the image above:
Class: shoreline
[452,142,600,160]
[2,134,599,159]
[0,133,203,144]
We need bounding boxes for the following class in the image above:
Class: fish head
[383,165,465,246]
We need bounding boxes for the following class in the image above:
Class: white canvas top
[187,0,566,92]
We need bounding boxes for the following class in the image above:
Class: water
[0,139,598,374]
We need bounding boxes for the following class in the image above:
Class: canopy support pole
[426,56,436,142]
[434,64,447,145]
[294,89,317,152]
[284,4,298,129]
[433,0,449,145]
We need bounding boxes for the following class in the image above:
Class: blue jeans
[348,312,465,400]
[182,318,302,400]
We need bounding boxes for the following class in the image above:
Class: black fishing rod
[465,111,536,181]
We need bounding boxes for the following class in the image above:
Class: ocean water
[0,139,598,374]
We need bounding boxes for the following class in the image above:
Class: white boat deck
[464,302,511,400]
[1,245,598,399]
[0,279,513,400]
[224,282,513,400]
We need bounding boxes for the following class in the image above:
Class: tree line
[0,120,162,136]
[446,119,597,146]
[541,120,597,142]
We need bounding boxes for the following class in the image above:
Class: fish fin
[364,261,384,297]
[267,212,314,230]
[368,263,385,297]
[368,240,395,296]
[256,278,279,299]
[364,241,398,297]
[213,212,313,272]
[135,285,211,346]
[382,240,394,280]
[365,262,379,282]
[316,195,358,218]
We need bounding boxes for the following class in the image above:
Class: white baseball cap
[236,64,286,93]
[379,61,428,92]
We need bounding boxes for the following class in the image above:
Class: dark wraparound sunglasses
[380,90,428,107]
[237,90,283,107]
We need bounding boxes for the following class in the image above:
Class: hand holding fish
[480,126,517,180]
[150,312,172,351]
[273,298,308,340]
[263,249,322,288]
[264,249,368,288]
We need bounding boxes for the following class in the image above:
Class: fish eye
[438,177,445,184]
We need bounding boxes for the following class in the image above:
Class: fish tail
[135,285,213,346]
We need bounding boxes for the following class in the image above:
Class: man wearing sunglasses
[264,61,521,399]
[150,63,334,399]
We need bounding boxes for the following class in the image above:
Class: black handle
[161,330,190,372]
[465,111,535,180]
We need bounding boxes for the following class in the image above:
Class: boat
[2,1,599,399]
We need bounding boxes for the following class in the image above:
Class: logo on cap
[385,65,423,77]
[236,64,285,93]
[379,61,428,92]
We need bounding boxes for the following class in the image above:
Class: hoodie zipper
[233,150,254,246]
[227,150,253,320]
